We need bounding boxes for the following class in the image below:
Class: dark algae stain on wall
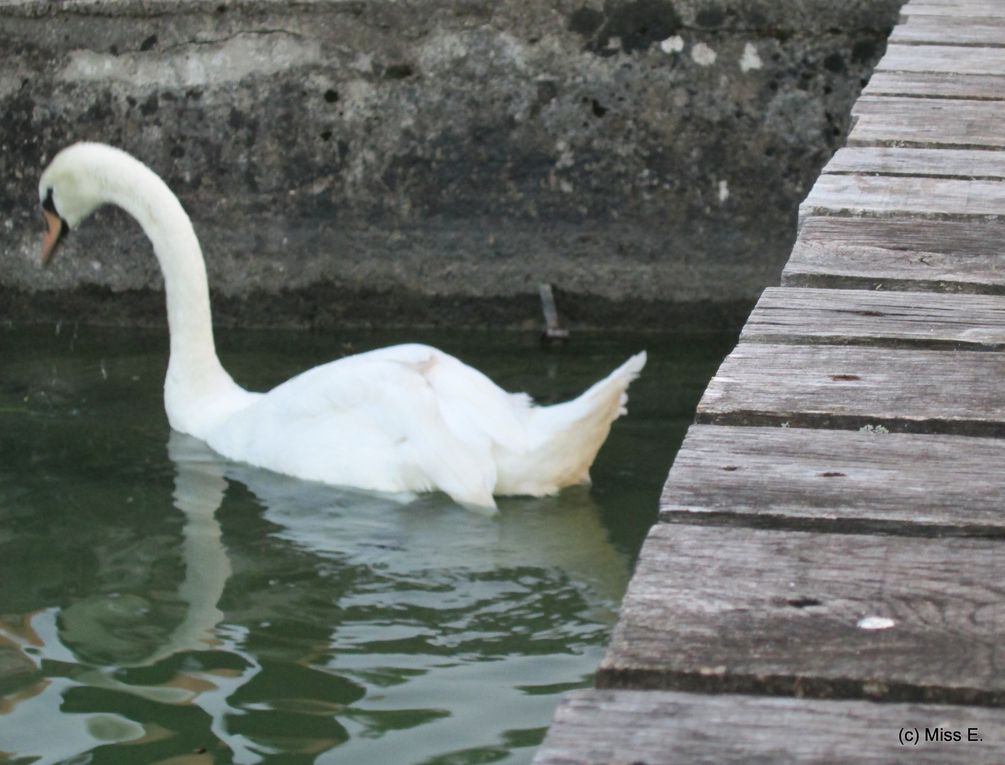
[570,0,683,56]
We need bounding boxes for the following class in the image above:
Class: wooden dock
[534,1,1005,762]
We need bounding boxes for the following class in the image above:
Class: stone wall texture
[0,0,903,330]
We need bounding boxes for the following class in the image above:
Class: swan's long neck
[96,151,246,435]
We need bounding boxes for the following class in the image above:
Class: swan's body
[38,142,645,509]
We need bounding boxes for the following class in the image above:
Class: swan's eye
[42,188,57,215]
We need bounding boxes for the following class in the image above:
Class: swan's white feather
[207,344,515,508]
[38,143,646,510]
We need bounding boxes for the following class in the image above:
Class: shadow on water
[0,324,735,764]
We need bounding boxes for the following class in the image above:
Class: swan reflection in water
[0,431,630,763]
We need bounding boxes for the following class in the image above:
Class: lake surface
[0,324,733,765]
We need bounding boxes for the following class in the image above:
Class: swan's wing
[363,344,530,455]
[210,345,527,508]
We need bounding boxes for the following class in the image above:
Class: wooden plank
[800,174,1005,219]
[864,70,1005,100]
[848,97,1005,148]
[783,217,1005,293]
[660,425,1005,533]
[878,44,1005,74]
[891,14,1005,46]
[597,523,1005,704]
[741,287,1005,350]
[535,689,1005,765]
[902,1,1005,18]
[892,16,1005,47]
[695,343,1005,436]
[824,147,1005,180]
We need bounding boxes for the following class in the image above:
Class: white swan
[38,142,646,509]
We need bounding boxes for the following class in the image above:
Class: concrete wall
[0,0,902,330]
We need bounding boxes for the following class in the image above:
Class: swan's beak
[40,209,66,265]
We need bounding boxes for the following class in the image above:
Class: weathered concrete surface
[0,0,902,330]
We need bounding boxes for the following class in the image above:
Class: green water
[0,324,733,765]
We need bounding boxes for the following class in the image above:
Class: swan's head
[37,143,120,264]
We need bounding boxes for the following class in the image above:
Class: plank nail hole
[721,465,740,472]
[785,597,822,609]
[830,374,861,381]
[819,471,846,478]
[857,616,895,630]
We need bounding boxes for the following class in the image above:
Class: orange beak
[40,209,66,265]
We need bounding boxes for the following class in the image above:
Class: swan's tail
[495,352,647,496]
